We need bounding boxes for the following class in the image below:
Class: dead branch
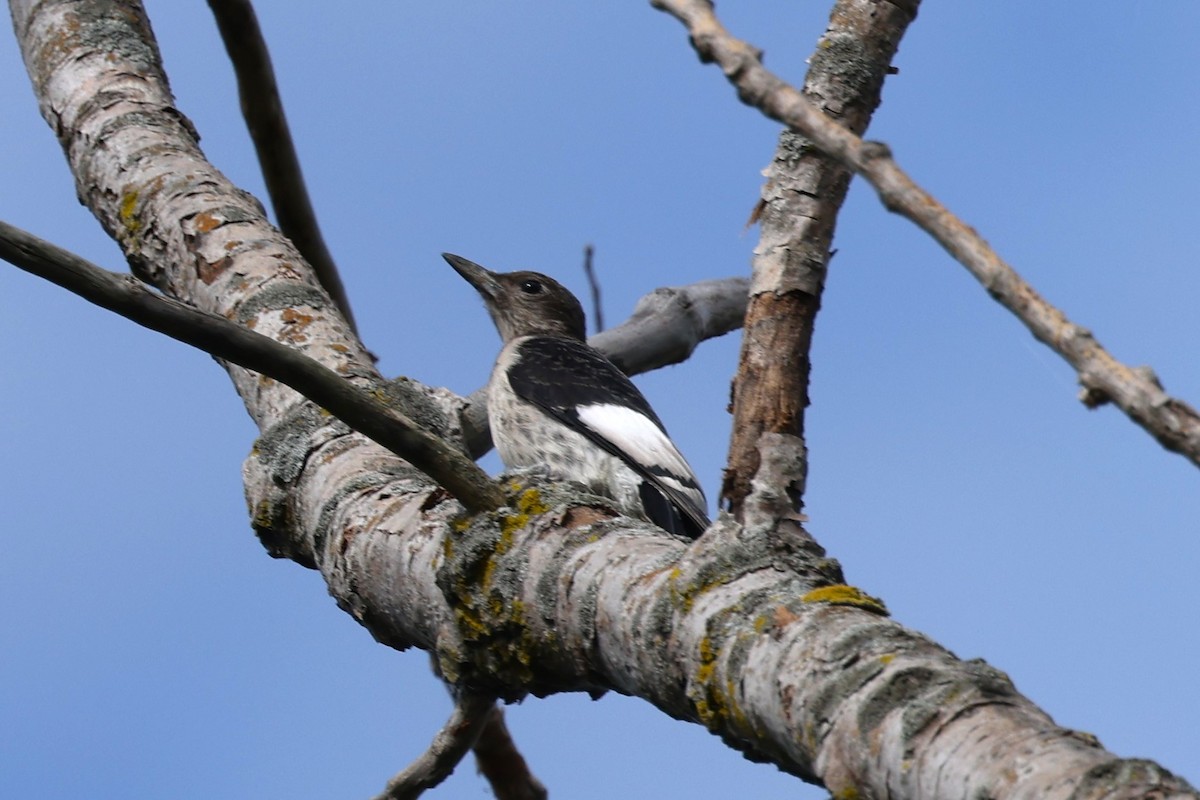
[9,2,1195,798]
[653,0,1200,468]
[722,0,918,516]
[372,691,498,800]
[582,243,604,333]
[470,706,548,800]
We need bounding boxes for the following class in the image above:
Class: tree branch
[591,275,748,375]
[470,705,548,800]
[652,0,1200,468]
[722,0,918,517]
[11,2,1195,797]
[244,467,1198,799]
[0,218,503,514]
[206,0,359,334]
[372,691,497,800]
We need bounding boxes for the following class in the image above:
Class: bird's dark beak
[443,253,501,302]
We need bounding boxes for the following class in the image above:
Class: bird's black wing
[507,336,710,538]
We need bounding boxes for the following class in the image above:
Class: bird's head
[443,253,587,342]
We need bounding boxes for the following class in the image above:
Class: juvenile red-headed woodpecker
[444,253,709,539]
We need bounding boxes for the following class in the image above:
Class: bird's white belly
[487,371,647,519]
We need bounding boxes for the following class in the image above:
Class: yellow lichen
[691,635,751,734]
[666,566,684,606]
[444,486,552,683]
[800,584,888,616]
[119,190,140,234]
[452,599,488,640]
[494,522,516,555]
[497,487,550,542]
[724,675,750,732]
[696,636,717,684]
[693,638,719,725]
[250,499,274,529]
[515,487,549,517]
[668,567,730,614]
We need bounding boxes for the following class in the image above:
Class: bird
[444,252,710,539]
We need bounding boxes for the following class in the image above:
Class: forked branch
[654,0,1200,468]
[371,691,500,800]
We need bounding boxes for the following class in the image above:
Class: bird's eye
[519,279,543,295]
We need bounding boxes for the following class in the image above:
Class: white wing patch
[575,403,706,507]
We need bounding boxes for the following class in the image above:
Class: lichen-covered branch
[653,0,1200,469]
[723,0,918,516]
[245,465,1196,799]
[11,0,365,430]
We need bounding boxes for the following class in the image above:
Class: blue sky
[2,2,1197,797]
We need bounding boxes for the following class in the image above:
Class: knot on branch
[1078,383,1111,410]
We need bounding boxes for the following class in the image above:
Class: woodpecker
[444,253,710,539]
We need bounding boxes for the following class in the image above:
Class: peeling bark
[723,0,918,516]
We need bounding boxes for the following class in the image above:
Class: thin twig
[206,0,359,335]
[372,691,498,800]
[582,243,604,333]
[652,0,1200,468]
[0,219,504,513]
